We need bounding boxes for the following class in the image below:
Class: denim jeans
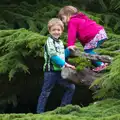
[36,71,75,113]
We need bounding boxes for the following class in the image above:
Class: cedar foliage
[0,0,120,116]
[0,29,46,80]
[91,33,120,99]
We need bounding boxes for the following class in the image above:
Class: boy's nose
[55,30,59,33]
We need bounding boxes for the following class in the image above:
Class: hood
[71,12,88,20]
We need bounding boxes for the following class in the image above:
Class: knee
[40,90,51,97]
[69,84,75,91]
[84,49,96,54]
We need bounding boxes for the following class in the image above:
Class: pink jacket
[67,13,103,46]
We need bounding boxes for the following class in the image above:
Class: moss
[0,99,120,120]
[68,57,92,71]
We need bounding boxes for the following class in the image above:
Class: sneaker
[93,63,108,72]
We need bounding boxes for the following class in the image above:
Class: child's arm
[64,47,76,57]
[46,39,75,69]
[51,56,75,69]
[51,56,65,67]
[46,39,66,67]
[46,40,75,69]
[65,48,70,58]
[67,20,77,47]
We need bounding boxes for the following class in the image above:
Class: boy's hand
[68,45,76,51]
[65,63,76,70]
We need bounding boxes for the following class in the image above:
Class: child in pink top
[58,6,108,72]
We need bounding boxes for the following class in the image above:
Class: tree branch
[61,67,101,91]
[70,48,113,63]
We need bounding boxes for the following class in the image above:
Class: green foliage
[89,32,120,99]
[0,0,120,114]
[91,54,120,99]
[0,99,120,120]
[50,105,81,114]
[0,2,60,35]
[0,29,46,80]
[86,0,120,34]
[1,0,120,35]
[68,57,92,71]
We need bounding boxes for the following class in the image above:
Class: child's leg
[97,39,106,48]
[36,72,56,113]
[57,73,75,106]
[84,49,103,67]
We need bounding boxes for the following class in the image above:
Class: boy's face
[49,25,63,39]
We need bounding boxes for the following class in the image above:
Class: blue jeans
[84,40,105,67]
[36,71,75,113]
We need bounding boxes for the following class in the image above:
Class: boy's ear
[48,28,50,32]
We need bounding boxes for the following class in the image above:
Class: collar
[50,35,60,42]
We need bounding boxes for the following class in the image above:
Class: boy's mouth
[54,34,60,37]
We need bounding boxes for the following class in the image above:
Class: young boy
[36,18,76,113]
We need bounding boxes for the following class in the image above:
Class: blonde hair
[48,18,64,31]
[58,6,78,20]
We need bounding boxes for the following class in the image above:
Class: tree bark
[70,48,113,63]
[61,48,112,91]
[61,67,101,91]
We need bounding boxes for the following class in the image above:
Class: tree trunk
[61,67,101,91]
[70,48,112,63]
[61,48,111,91]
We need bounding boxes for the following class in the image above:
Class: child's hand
[68,45,76,51]
[65,63,76,70]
